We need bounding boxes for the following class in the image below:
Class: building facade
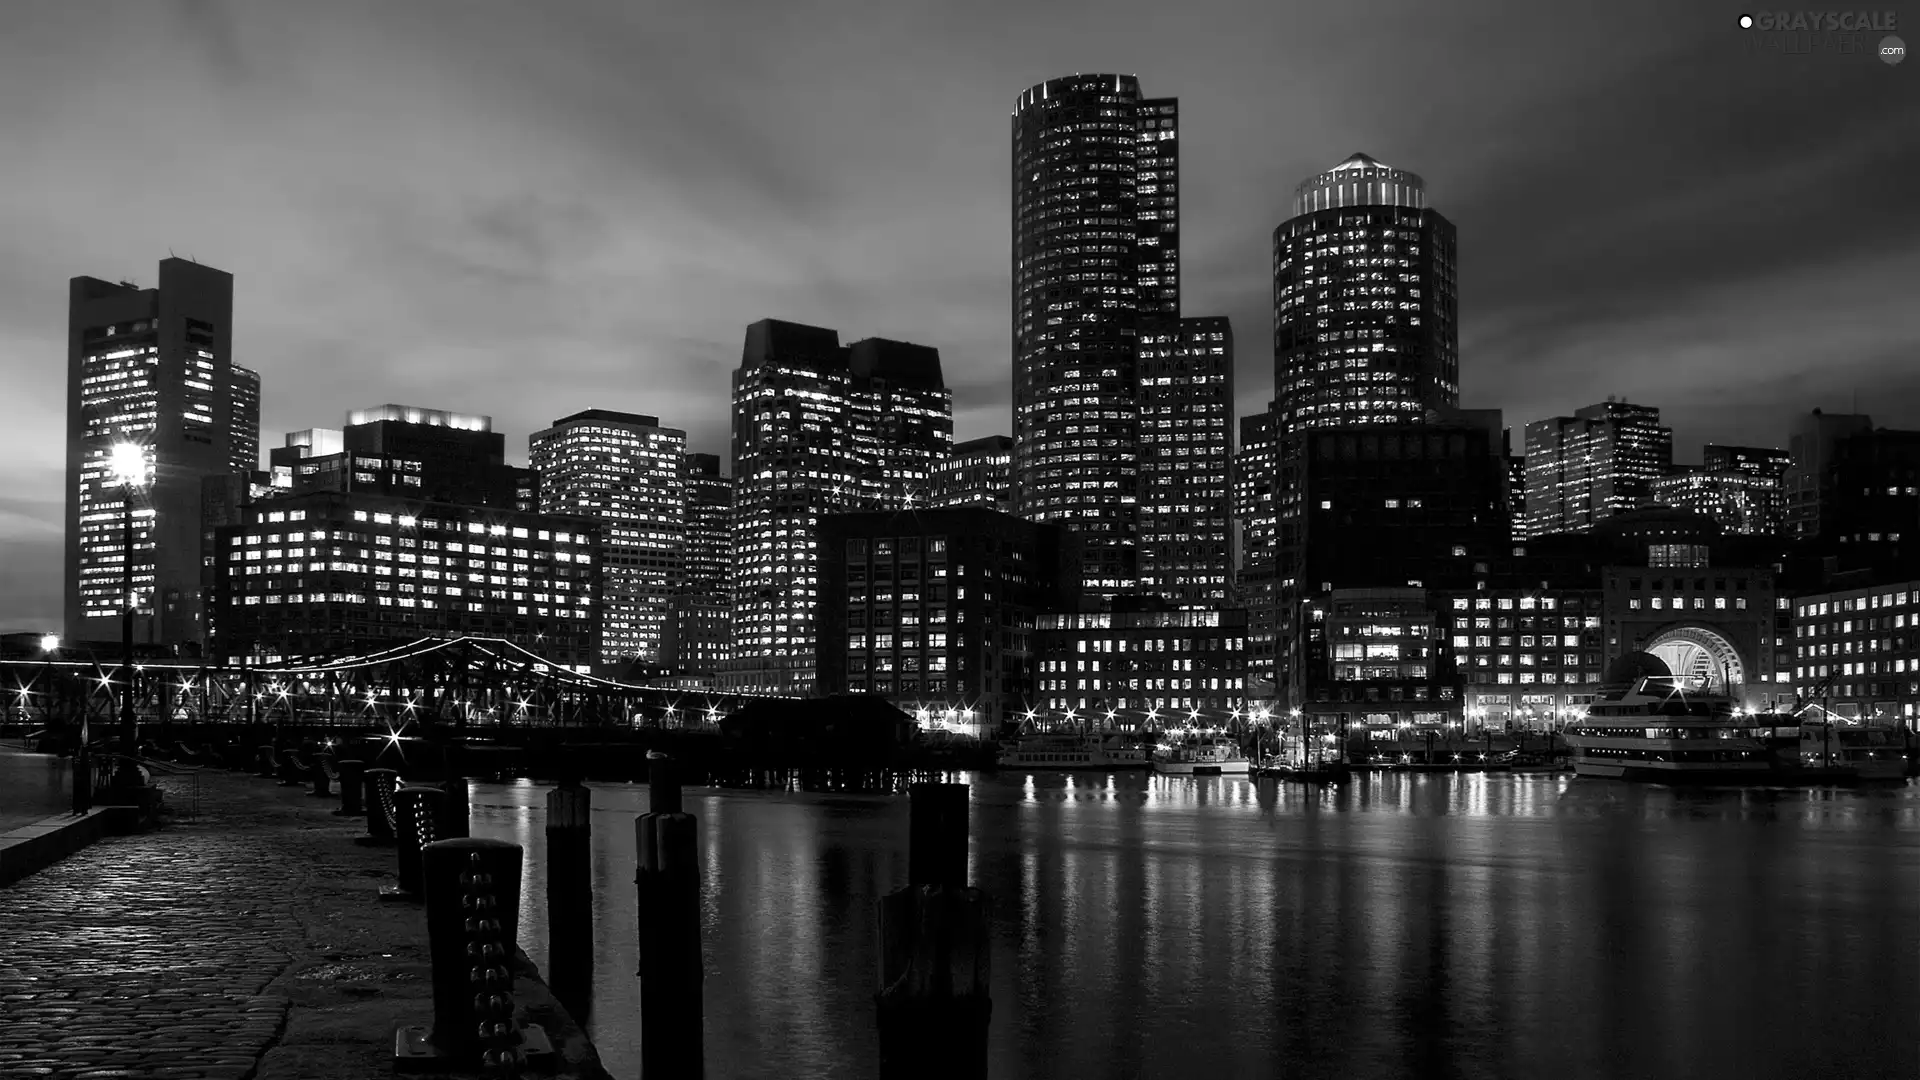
[662,452,733,672]
[728,319,952,693]
[1034,607,1249,726]
[529,410,686,667]
[927,435,1014,512]
[1523,399,1673,538]
[1011,73,1179,597]
[1233,405,1282,692]
[64,258,258,649]
[1271,153,1459,439]
[1297,587,1455,728]
[1137,317,1233,605]
[208,490,601,666]
[1783,409,1873,541]
[1652,447,1790,538]
[816,508,1080,734]
[1791,579,1920,722]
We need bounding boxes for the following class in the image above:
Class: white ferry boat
[1799,721,1911,782]
[1562,673,1791,783]
[996,732,1150,771]
[1151,734,1251,776]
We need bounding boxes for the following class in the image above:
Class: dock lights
[39,634,59,653]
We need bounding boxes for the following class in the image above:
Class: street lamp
[110,441,150,793]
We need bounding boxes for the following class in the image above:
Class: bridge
[1,634,791,735]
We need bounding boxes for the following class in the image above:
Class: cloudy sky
[1,0,1915,628]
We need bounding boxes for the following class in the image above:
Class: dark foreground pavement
[0,768,611,1080]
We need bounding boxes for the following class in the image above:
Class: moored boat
[1797,721,1910,783]
[1152,733,1251,776]
[996,732,1150,771]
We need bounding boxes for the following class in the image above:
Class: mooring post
[394,837,553,1072]
[335,759,366,817]
[254,744,276,780]
[546,775,594,1023]
[875,782,991,1080]
[310,749,334,798]
[437,773,472,840]
[381,784,444,902]
[635,752,703,1079]
[358,767,400,845]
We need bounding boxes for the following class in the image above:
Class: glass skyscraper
[1011,73,1179,597]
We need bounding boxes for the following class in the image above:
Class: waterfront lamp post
[111,441,150,792]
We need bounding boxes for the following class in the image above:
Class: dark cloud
[0,0,1911,626]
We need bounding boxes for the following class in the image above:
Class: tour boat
[1797,721,1911,783]
[1562,674,1794,783]
[1502,751,1566,775]
[1152,734,1251,776]
[995,732,1150,771]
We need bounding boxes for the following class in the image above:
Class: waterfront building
[64,258,260,650]
[1522,399,1673,538]
[1790,577,1920,722]
[1439,587,1606,728]
[927,436,1013,512]
[1271,153,1459,440]
[728,320,952,694]
[663,452,732,672]
[1034,605,1248,725]
[1137,317,1233,605]
[1783,409,1873,540]
[1233,405,1282,692]
[529,410,686,667]
[816,507,1080,734]
[1011,73,1180,597]
[1297,587,1454,730]
[207,489,601,666]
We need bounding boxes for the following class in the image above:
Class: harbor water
[469,771,1920,1080]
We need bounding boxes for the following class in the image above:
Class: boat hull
[996,757,1148,771]
[1573,761,1905,786]
[1154,761,1251,776]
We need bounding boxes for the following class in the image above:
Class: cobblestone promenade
[0,767,607,1080]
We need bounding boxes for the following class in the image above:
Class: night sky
[1,0,1914,628]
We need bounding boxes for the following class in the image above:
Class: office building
[817,508,1080,733]
[1011,73,1180,595]
[928,436,1014,512]
[1652,445,1790,537]
[1791,580,1920,722]
[1783,410,1873,540]
[1233,406,1283,692]
[1506,449,1527,538]
[64,258,256,649]
[1296,587,1454,728]
[208,490,601,666]
[1137,317,1233,605]
[1271,153,1459,439]
[529,410,686,666]
[1438,586,1605,728]
[1034,606,1249,722]
[1523,399,1672,538]
[268,406,534,511]
[662,453,733,672]
[729,319,952,693]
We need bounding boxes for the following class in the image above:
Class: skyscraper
[1011,73,1179,596]
[1272,153,1459,438]
[530,410,687,666]
[1783,410,1873,540]
[728,319,951,694]
[1652,444,1790,536]
[64,258,253,648]
[1233,405,1282,690]
[662,452,733,672]
[1523,399,1673,537]
[1137,316,1233,605]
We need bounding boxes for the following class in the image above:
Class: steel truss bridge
[0,635,792,735]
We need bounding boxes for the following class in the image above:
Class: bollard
[874,783,991,1080]
[381,785,444,902]
[278,749,306,787]
[546,778,594,1024]
[394,837,554,1071]
[437,775,472,840]
[635,752,703,1079]
[356,768,401,846]
[255,745,276,780]
[310,751,334,798]
[335,759,366,817]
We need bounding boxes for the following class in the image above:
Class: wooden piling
[546,776,594,1024]
[875,782,991,1080]
[635,752,702,1079]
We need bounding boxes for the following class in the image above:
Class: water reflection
[468,773,1920,1080]
[0,749,72,831]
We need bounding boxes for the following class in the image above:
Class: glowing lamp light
[109,441,149,488]
[39,634,60,653]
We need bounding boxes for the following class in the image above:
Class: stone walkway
[0,768,607,1080]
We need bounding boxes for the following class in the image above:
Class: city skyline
[3,0,1917,627]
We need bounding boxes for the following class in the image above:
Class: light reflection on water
[468,772,1920,1080]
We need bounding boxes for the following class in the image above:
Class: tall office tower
[1272,153,1459,439]
[1506,449,1528,539]
[529,410,686,666]
[1653,444,1791,536]
[1233,405,1282,691]
[64,258,245,648]
[1522,399,1673,538]
[1011,73,1179,596]
[1783,410,1873,540]
[227,364,261,474]
[729,319,951,694]
[928,436,1014,511]
[662,452,733,672]
[1137,317,1233,605]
